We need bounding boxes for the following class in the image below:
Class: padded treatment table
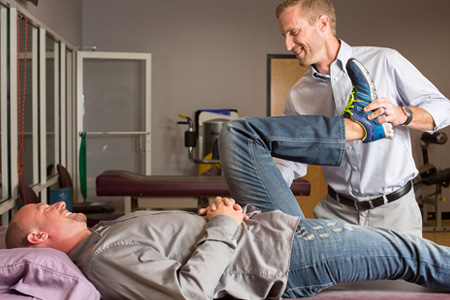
[96,170,310,213]
[291,280,448,299]
[215,281,448,299]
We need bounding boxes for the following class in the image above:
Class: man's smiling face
[17,201,88,237]
[278,4,327,67]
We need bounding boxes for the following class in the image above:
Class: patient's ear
[27,231,49,245]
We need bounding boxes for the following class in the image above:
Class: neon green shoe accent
[342,90,356,116]
[342,88,371,118]
[352,119,369,142]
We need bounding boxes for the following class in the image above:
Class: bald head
[5,202,91,253]
[5,208,38,249]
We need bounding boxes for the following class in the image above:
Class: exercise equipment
[416,131,450,231]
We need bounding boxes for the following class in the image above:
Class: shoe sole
[348,58,378,102]
[382,122,395,139]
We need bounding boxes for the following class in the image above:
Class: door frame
[266,54,325,219]
[75,51,152,202]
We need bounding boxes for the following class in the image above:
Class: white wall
[14,0,81,46]
[80,0,450,179]
[10,0,450,210]
[81,0,285,175]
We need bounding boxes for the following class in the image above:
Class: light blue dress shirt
[276,40,450,198]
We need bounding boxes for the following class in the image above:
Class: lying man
[5,60,450,299]
[6,117,450,299]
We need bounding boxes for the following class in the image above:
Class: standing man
[274,0,450,236]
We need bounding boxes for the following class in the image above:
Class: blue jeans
[219,115,450,297]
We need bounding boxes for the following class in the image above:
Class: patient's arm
[85,212,241,300]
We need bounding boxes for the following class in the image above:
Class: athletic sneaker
[343,58,394,143]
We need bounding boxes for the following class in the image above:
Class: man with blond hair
[274,0,450,236]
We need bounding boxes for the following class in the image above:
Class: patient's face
[17,201,87,233]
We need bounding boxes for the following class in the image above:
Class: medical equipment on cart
[178,110,238,174]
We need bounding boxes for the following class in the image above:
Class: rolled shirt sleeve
[387,49,450,131]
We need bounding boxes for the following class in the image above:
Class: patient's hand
[198,197,245,215]
[199,197,248,223]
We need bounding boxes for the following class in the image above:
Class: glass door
[76,51,151,201]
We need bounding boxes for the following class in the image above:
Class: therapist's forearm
[402,107,436,131]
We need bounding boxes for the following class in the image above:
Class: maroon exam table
[96,170,310,213]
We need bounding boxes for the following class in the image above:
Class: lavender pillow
[0,247,101,300]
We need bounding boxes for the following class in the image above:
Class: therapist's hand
[365,98,436,130]
[365,97,406,126]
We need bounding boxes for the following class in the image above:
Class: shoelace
[342,88,371,116]
[342,90,356,116]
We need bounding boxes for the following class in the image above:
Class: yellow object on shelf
[198,153,221,175]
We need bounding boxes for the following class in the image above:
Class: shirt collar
[310,40,352,79]
[69,228,105,260]
[311,65,330,80]
[334,40,352,72]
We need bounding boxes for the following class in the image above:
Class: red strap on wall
[17,14,28,182]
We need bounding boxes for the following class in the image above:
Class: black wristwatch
[401,106,413,126]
